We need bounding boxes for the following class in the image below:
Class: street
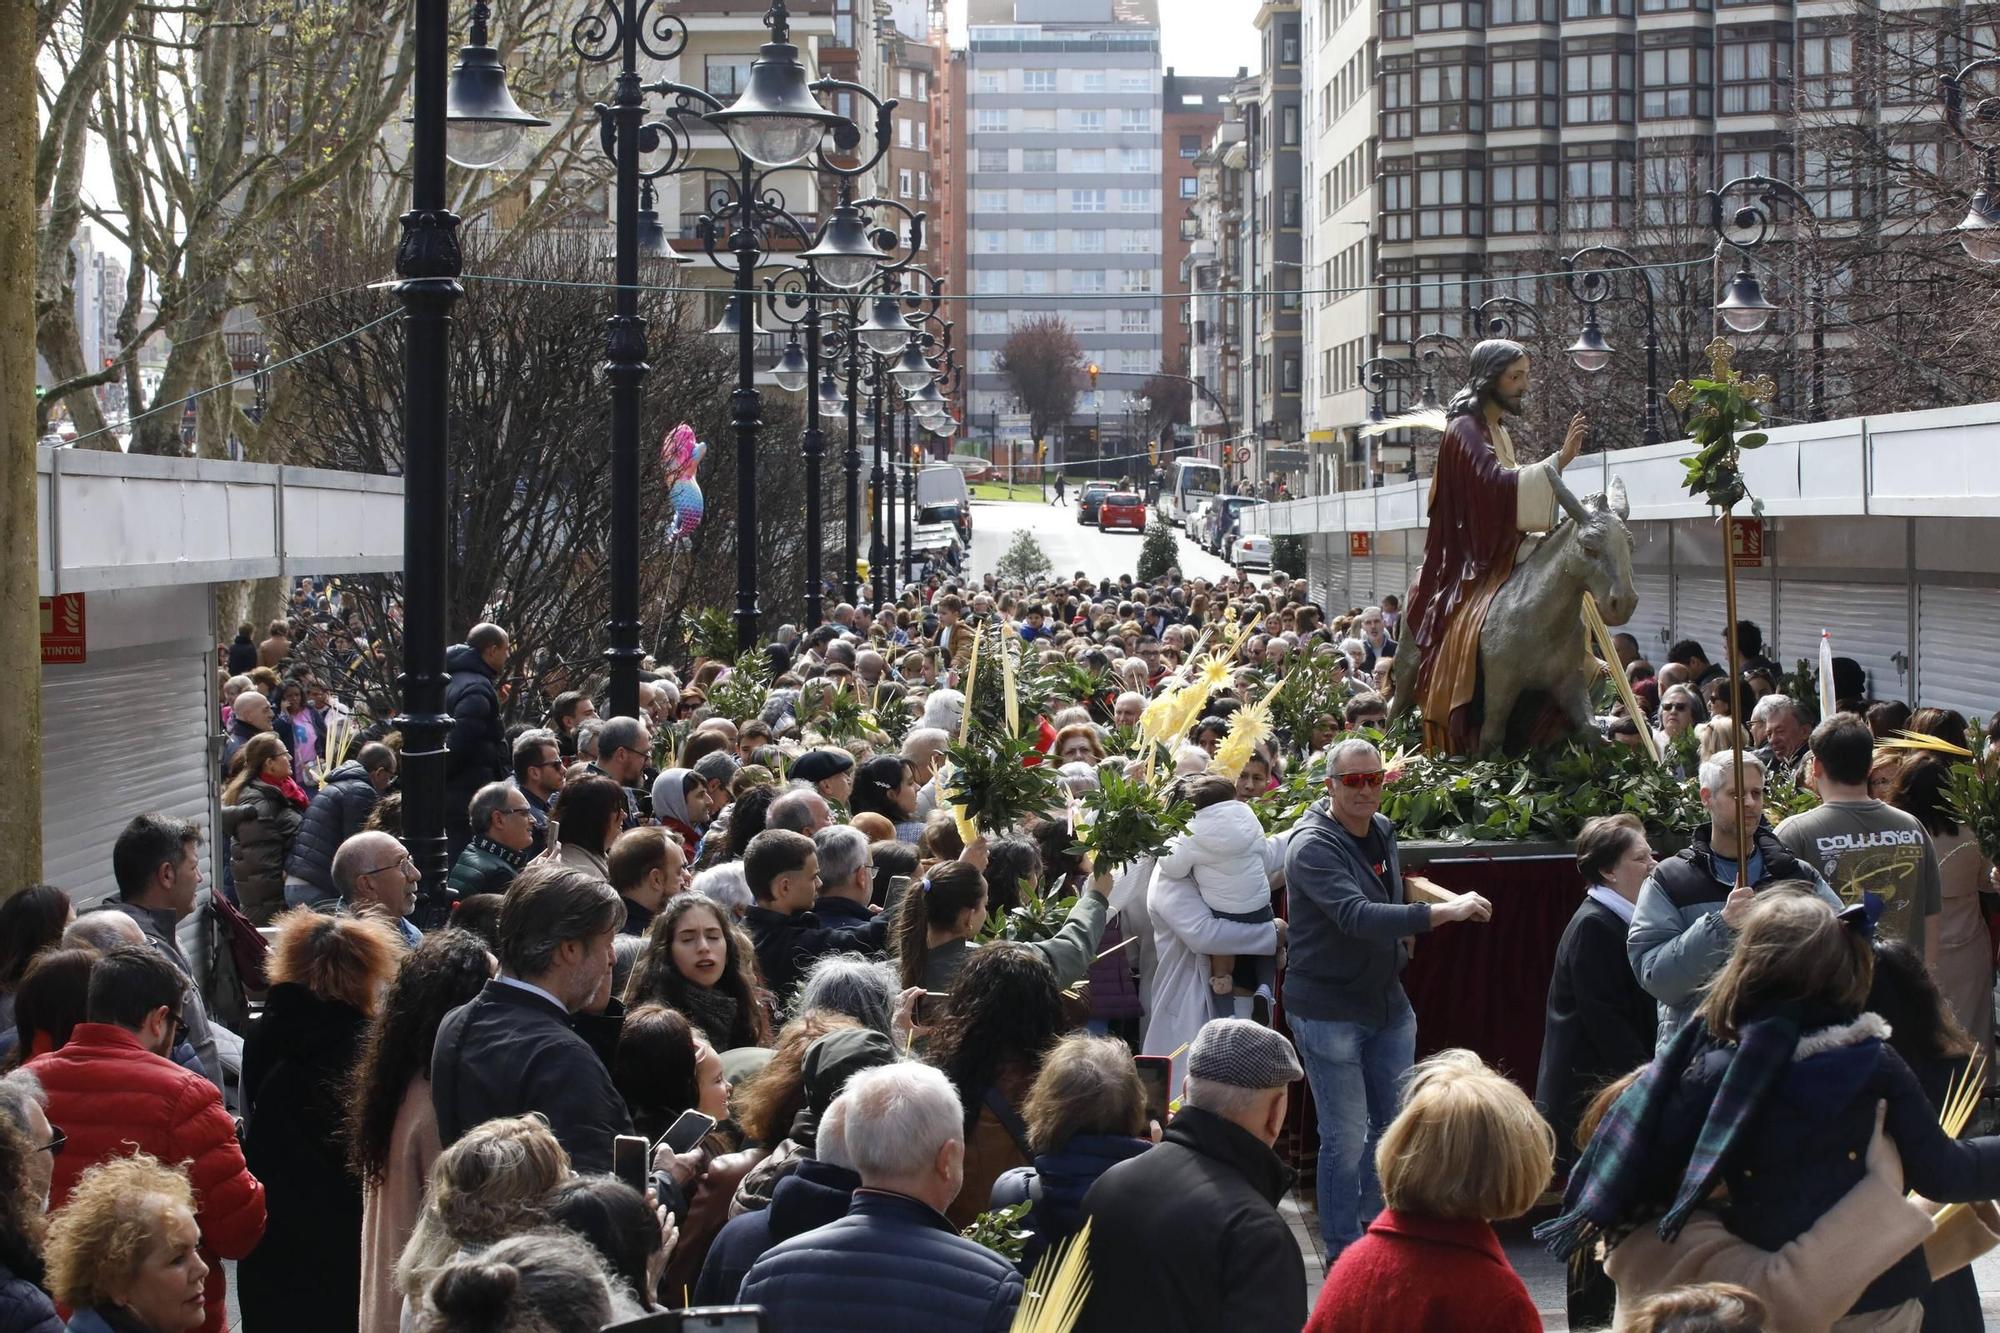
[966,494,1241,585]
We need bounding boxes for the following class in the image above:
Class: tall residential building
[1300,0,1376,492]
[1186,101,1249,452]
[962,0,1163,465]
[1162,70,1235,390]
[1244,2,1306,492]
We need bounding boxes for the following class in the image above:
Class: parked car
[917,465,974,543]
[1076,482,1115,525]
[1232,531,1273,573]
[1097,491,1146,532]
[1202,496,1269,555]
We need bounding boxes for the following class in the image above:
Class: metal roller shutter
[41,642,215,909]
[1775,581,1911,703]
[1915,584,2000,719]
[1672,575,1730,657]
[1624,571,1672,661]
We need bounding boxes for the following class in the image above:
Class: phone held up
[1133,1054,1173,1129]
[656,1108,717,1156]
[611,1134,650,1196]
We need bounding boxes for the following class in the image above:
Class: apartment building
[1186,102,1248,452]
[1245,2,1307,490]
[962,0,1164,464]
[1162,70,1235,388]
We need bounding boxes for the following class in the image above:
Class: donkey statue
[1390,474,1637,755]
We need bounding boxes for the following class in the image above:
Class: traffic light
[1222,445,1234,463]
[1086,362,1100,390]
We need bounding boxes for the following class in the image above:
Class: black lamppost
[1357,353,1416,480]
[1941,58,2000,262]
[1410,331,1461,409]
[1563,243,1665,445]
[1705,175,1822,421]
[398,0,544,905]
[1464,294,1538,340]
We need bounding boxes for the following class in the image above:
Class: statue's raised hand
[1558,413,1587,470]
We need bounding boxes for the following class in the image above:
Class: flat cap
[791,748,855,782]
[1186,1018,1303,1090]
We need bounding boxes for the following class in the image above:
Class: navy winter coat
[284,760,381,900]
[694,1156,860,1305]
[442,644,507,828]
[0,1253,60,1333]
[989,1133,1151,1274]
[738,1188,1022,1333]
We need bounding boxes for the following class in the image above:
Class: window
[975,268,1006,294]
[1178,217,1199,239]
[975,190,1007,211]
[1025,229,1056,253]
[705,56,754,98]
[1882,24,1941,106]
[1077,110,1106,133]
[1281,106,1301,144]
[1023,149,1057,172]
[1121,72,1151,91]
[1075,229,1106,253]
[1639,143,1709,224]
[897,168,913,198]
[977,109,1006,133]
[1417,56,1485,133]
[897,118,913,148]
[1640,0,1709,13]
[1121,269,1156,293]
[899,70,914,100]
[1641,42,1712,118]
[1490,50,1556,129]
[1415,156,1484,236]
[1417,0,1485,30]
[1073,269,1108,293]
[1717,143,1790,184]
[1073,148,1107,173]
[975,311,1008,335]
[1023,189,1057,211]
[975,148,1007,173]
[1800,29,1854,109]
[976,71,1002,93]
[1082,71,1107,92]
[1381,56,1413,138]
[1563,146,1632,228]
[1280,188,1302,226]
[976,229,1004,253]
[1179,133,1202,158]
[1121,108,1151,133]
[1382,0,1412,39]
[1122,309,1150,333]
[1022,69,1056,93]
[1490,0,1555,22]
[916,123,927,150]
[1719,32,1789,113]
[1120,188,1151,212]
[1179,176,1199,198]
[1489,153,1556,233]
[1564,0,1630,15]
[1802,146,1859,219]
[917,171,929,201]
[1021,270,1052,293]
[1564,41,1634,124]
[1121,148,1149,172]
[1022,109,1056,131]
[1281,353,1301,392]
[1281,22,1301,62]
[1072,189,1107,212]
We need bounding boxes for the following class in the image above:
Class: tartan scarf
[1535,1009,1804,1261]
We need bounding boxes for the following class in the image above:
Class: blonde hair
[265,907,401,1016]
[44,1153,196,1309]
[1620,1281,1767,1332]
[1698,718,1750,761]
[1376,1049,1553,1221]
[1697,888,1871,1041]
[396,1115,570,1303]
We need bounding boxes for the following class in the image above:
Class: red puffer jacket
[28,1024,267,1333]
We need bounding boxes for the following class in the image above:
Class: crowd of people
[1,559,1998,1333]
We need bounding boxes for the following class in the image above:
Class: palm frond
[1881,729,1977,759]
[1010,1220,1094,1333]
[1358,406,1449,439]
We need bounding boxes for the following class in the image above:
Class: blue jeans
[1289,1001,1418,1256]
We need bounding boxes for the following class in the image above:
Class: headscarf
[651,767,695,826]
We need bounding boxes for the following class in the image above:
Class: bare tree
[996,316,1083,454]
[1135,370,1191,440]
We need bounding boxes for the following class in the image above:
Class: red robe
[1402,412,1552,754]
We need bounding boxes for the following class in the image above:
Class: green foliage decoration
[995,529,1056,585]
[1076,767,1193,871]
[943,732,1064,837]
[1136,519,1180,584]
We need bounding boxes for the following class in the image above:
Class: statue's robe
[1403,412,1563,754]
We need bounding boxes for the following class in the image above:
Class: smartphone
[611,1134,650,1195]
[1134,1055,1174,1128]
[655,1108,717,1156]
[912,989,947,1026]
[671,1310,768,1333]
[884,874,913,915]
[542,817,561,856]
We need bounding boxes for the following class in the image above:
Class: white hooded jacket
[1156,799,1282,918]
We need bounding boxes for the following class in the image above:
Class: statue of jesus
[1399,340,1587,754]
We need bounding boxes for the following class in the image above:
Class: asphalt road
[967,493,1241,585]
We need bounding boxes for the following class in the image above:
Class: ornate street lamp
[399,0,540,915]
[1940,57,2000,263]
[704,3,849,167]
[1706,175,1822,419]
[1464,294,1538,340]
[1563,243,1665,445]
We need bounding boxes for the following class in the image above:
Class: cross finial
[1704,337,1737,380]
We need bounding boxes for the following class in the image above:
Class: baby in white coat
[1156,775,1282,1020]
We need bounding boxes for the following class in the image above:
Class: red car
[1098,492,1147,532]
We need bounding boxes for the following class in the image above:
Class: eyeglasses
[501,806,533,819]
[1336,771,1386,790]
[38,1125,64,1157]
[362,853,417,877]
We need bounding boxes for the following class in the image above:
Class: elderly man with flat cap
[791,748,857,814]
[1077,1018,1307,1333]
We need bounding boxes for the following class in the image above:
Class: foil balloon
[691,438,707,465]
[661,422,697,476]
[669,478,705,537]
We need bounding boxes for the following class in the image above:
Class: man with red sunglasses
[1281,738,1493,1261]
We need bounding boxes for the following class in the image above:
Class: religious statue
[1386,340,1638,755]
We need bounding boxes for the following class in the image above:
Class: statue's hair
[1446,339,1529,420]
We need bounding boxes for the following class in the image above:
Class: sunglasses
[1336,771,1386,790]
[1662,702,1692,713]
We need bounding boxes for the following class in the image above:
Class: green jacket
[447,835,530,901]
